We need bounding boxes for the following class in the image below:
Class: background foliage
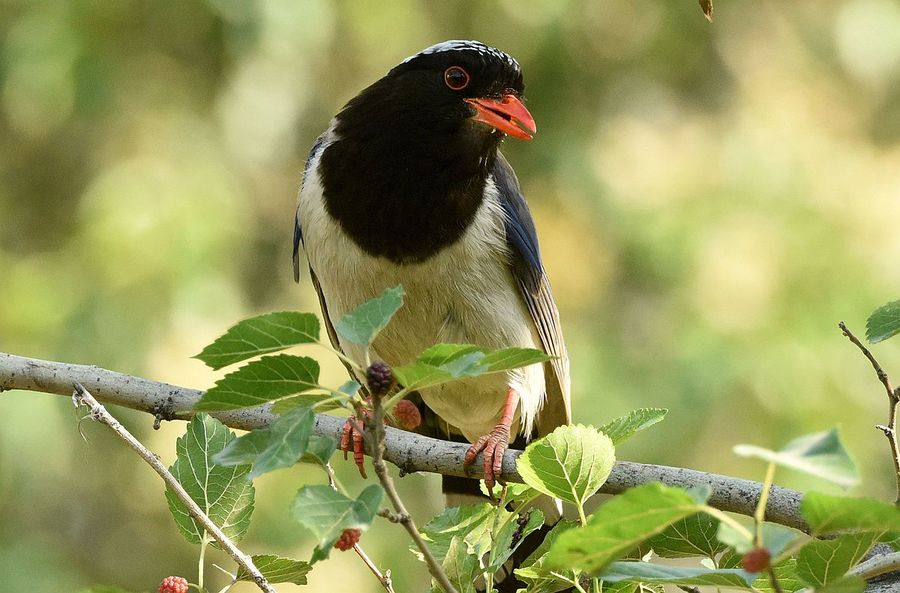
[1,1,899,591]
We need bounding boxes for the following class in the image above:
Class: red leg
[464,387,519,490]
[340,416,368,479]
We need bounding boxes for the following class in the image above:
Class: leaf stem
[755,462,776,546]
[314,341,364,372]
[199,533,210,592]
[701,505,754,542]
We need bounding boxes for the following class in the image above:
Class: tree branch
[71,384,275,593]
[839,322,900,505]
[0,351,804,529]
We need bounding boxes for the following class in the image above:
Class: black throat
[318,83,502,263]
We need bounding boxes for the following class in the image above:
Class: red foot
[464,423,512,491]
[340,414,368,478]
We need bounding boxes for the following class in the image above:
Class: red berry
[159,575,189,593]
[392,399,422,430]
[334,528,362,551]
[741,548,771,572]
[366,362,395,396]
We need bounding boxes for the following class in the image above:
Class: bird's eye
[444,66,470,91]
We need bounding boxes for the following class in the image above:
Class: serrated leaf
[733,427,859,487]
[290,484,383,562]
[393,344,551,391]
[748,559,805,593]
[801,492,900,535]
[165,415,255,546]
[796,531,880,587]
[236,554,311,585]
[599,408,668,446]
[517,424,615,507]
[716,519,805,555]
[213,404,315,479]
[601,562,756,588]
[418,503,496,561]
[300,435,337,465]
[195,311,320,370]
[195,354,320,411]
[488,508,545,571]
[515,520,580,593]
[432,536,478,593]
[814,575,866,593]
[638,513,726,559]
[546,483,707,575]
[334,285,404,346]
[866,300,900,343]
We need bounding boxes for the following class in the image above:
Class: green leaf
[601,562,756,588]
[290,484,384,561]
[195,354,320,411]
[517,424,615,507]
[393,344,551,391]
[815,575,867,593]
[796,531,880,587]
[236,554,312,585]
[747,559,805,593]
[418,503,496,561]
[76,587,135,593]
[733,427,859,487]
[717,519,805,555]
[195,311,320,370]
[801,492,900,535]
[866,300,900,343]
[334,285,404,346]
[165,414,255,546]
[213,404,315,479]
[639,513,727,559]
[432,536,478,593]
[515,520,580,593]
[546,483,707,575]
[300,434,337,465]
[599,408,668,446]
[487,508,545,572]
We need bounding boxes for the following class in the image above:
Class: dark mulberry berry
[159,576,189,593]
[334,528,362,551]
[366,361,395,395]
[740,547,771,572]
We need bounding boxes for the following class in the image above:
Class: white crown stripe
[401,39,519,70]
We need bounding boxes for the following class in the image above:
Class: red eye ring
[444,66,470,90]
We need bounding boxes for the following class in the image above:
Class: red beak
[465,94,537,140]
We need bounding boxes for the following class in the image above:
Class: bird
[292,39,570,494]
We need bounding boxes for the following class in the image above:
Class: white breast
[297,131,546,441]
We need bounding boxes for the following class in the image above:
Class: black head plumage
[318,40,532,263]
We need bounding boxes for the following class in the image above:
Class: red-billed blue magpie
[292,40,570,494]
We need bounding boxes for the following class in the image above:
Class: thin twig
[322,463,396,593]
[71,384,275,593]
[369,389,459,593]
[839,322,900,505]
[767,565,786,593]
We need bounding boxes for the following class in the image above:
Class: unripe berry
[366,361,395,396]
[334,528,362,551]
[393,399,422,430]
[741,547,771,572]
[159,575,189,593]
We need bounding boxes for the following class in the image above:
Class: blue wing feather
[492,153,572,431]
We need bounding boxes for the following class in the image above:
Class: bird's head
[334,40,535,156]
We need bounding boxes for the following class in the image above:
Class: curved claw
[340,417,368,478]
[464,424,511,491]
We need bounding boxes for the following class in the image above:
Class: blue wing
[493,153,571,433]
[293,134,328,283]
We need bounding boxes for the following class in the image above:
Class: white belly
[298,148,546,441]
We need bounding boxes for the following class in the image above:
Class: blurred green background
[2,1,900,591]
